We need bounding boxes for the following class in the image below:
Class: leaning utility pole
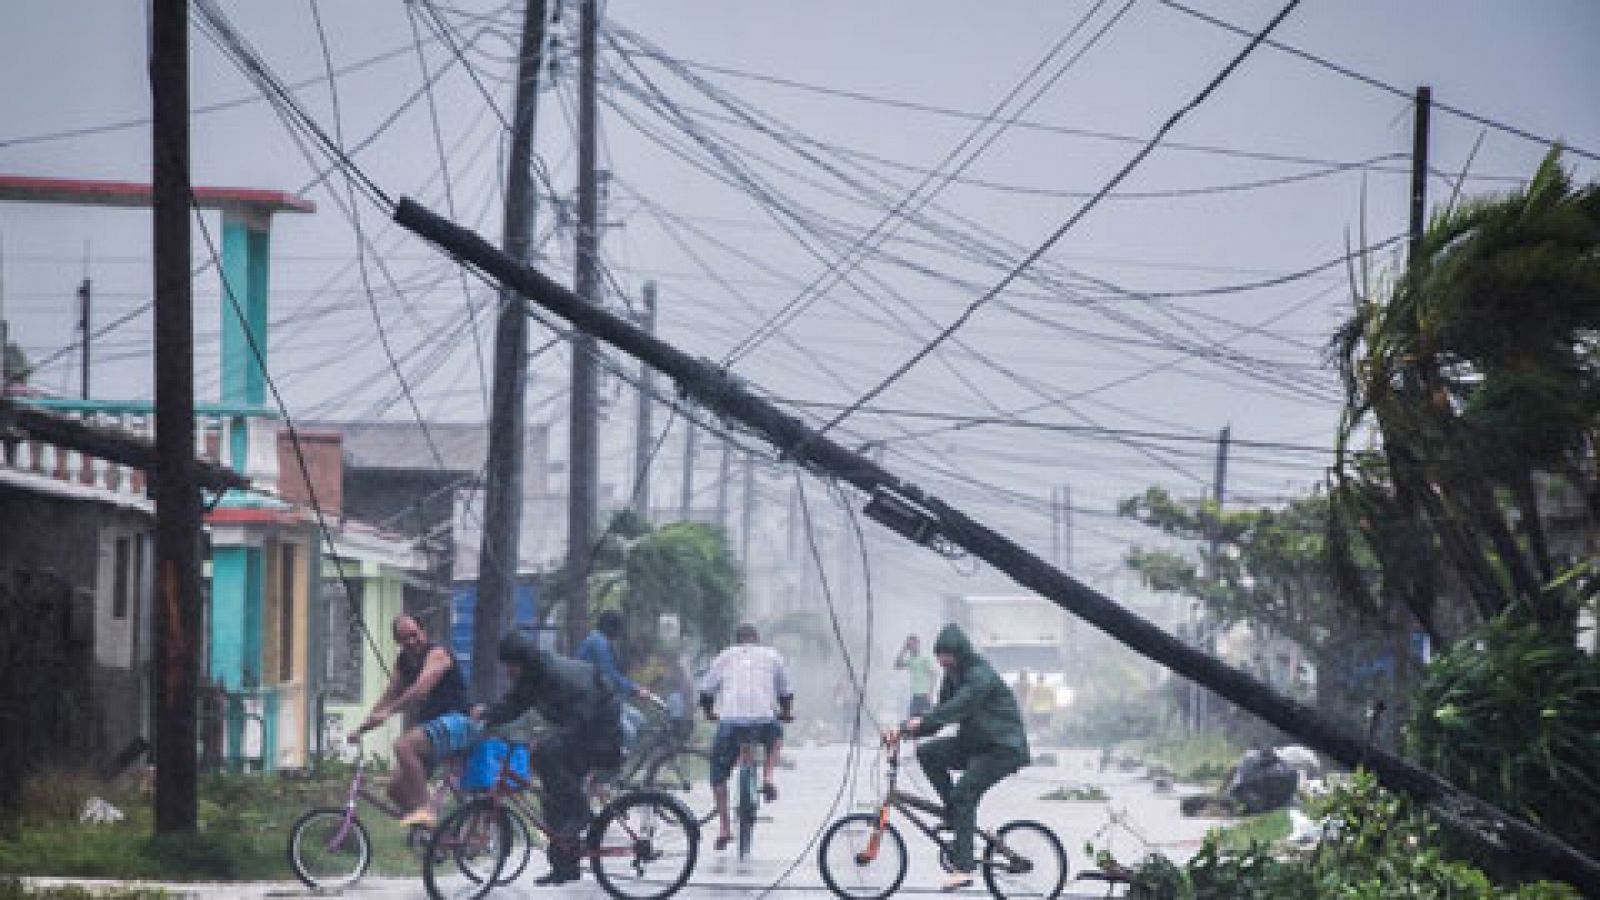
[390,198,1600,893]
[565,0,601,651]
[630,281,657,518]
[475,0,547,700]
[150,0,202,833]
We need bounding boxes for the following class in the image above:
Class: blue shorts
[421,713,482,762]
[710,721,782,786]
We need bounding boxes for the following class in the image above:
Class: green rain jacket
[911,624,1030,759]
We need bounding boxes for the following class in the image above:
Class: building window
[280,545,296,681]
[112,537,131,620]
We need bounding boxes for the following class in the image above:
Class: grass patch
[0,878,169,900]
[1211,808,1291,854]
[0,765,429,882]
[1139,732,1241,785]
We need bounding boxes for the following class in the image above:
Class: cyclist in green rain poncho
[897,623,1030,891]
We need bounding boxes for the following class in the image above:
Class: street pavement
[27,740,1231,898]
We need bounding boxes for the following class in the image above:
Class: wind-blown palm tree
[1331,148,1600,643]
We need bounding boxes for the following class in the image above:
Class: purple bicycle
[286,740,533,891]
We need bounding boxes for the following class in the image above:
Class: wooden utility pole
[1193,425,1231,731]
[394,195,1600,897]
[740,450,755,562]
[1409,86,1432,264]
[150,0,201,833]
[715,442,732,528]
[630,282,657,518]
[678,423,697,521]
[475,0,547,700]
[565,0,600,651]
[77,277,91,400]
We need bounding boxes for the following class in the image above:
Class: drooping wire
[1158,0,1600,164]
[814,0,1306,440]
[188,195,391,679]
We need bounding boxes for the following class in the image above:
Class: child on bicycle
[888,623,1030,892]
[699,622,794,851]
[475,630,624,886]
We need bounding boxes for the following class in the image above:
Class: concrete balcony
[4,397,277,497]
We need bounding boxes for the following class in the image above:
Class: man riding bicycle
[476,630,624,886]
[699,622,794,852]
[347,614,475,828]
[888,623,1029,892]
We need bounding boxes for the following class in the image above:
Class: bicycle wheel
[423,798,511,900]
[493,807,536,885]
[287,807,370,890]
[980,819,1067,899]
[818,813,907,900]
[641,744,716,828]
[589,789,698,900]
[736,760,757,860]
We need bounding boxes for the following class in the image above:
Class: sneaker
[761,781,778,803]
[941,872,975,892]
[398,807,437,829]
[534,868,580,886]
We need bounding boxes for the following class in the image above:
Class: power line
[1157,0,1600,164]
[816,0,1306,439]
[618,42,1534,183]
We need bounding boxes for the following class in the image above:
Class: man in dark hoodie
[474,631,624,886]
[896,623,1030,891]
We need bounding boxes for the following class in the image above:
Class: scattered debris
[80,796,125,825]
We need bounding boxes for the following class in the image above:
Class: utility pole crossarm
[391,195,1600,895]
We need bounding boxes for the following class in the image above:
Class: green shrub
[1124,771,1581,899]
[1407,612,1600,862]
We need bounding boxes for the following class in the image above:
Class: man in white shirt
[699,622,794,851]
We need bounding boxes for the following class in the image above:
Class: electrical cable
[814,0,1306,440]
[629,48,1534,183]
[1157,0,1600,164]
[189,192,392,679]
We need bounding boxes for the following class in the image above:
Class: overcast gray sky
[2,1,1597,585]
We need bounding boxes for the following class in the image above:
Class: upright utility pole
[150,0,202,833]
[77,277,91,400]
[1193,424,1231,732]
[1409,86,1433,264]
[715,442,732,528]
[678,423,697,521]
[630,281,657,519]
[740,451,756,563]
[565,0,601,651]
[475,0,547,700]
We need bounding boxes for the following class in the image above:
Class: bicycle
[606,695,717,829]
[423,730,700,900]
[817,731,1068,899]
[703,711,791,860]
[286,740,533,891]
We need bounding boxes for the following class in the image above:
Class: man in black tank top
[349,614,477,827]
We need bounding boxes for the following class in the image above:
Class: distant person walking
[1027,678,1057,737]
[1013,669,1033,715]
[894,633,936,717]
